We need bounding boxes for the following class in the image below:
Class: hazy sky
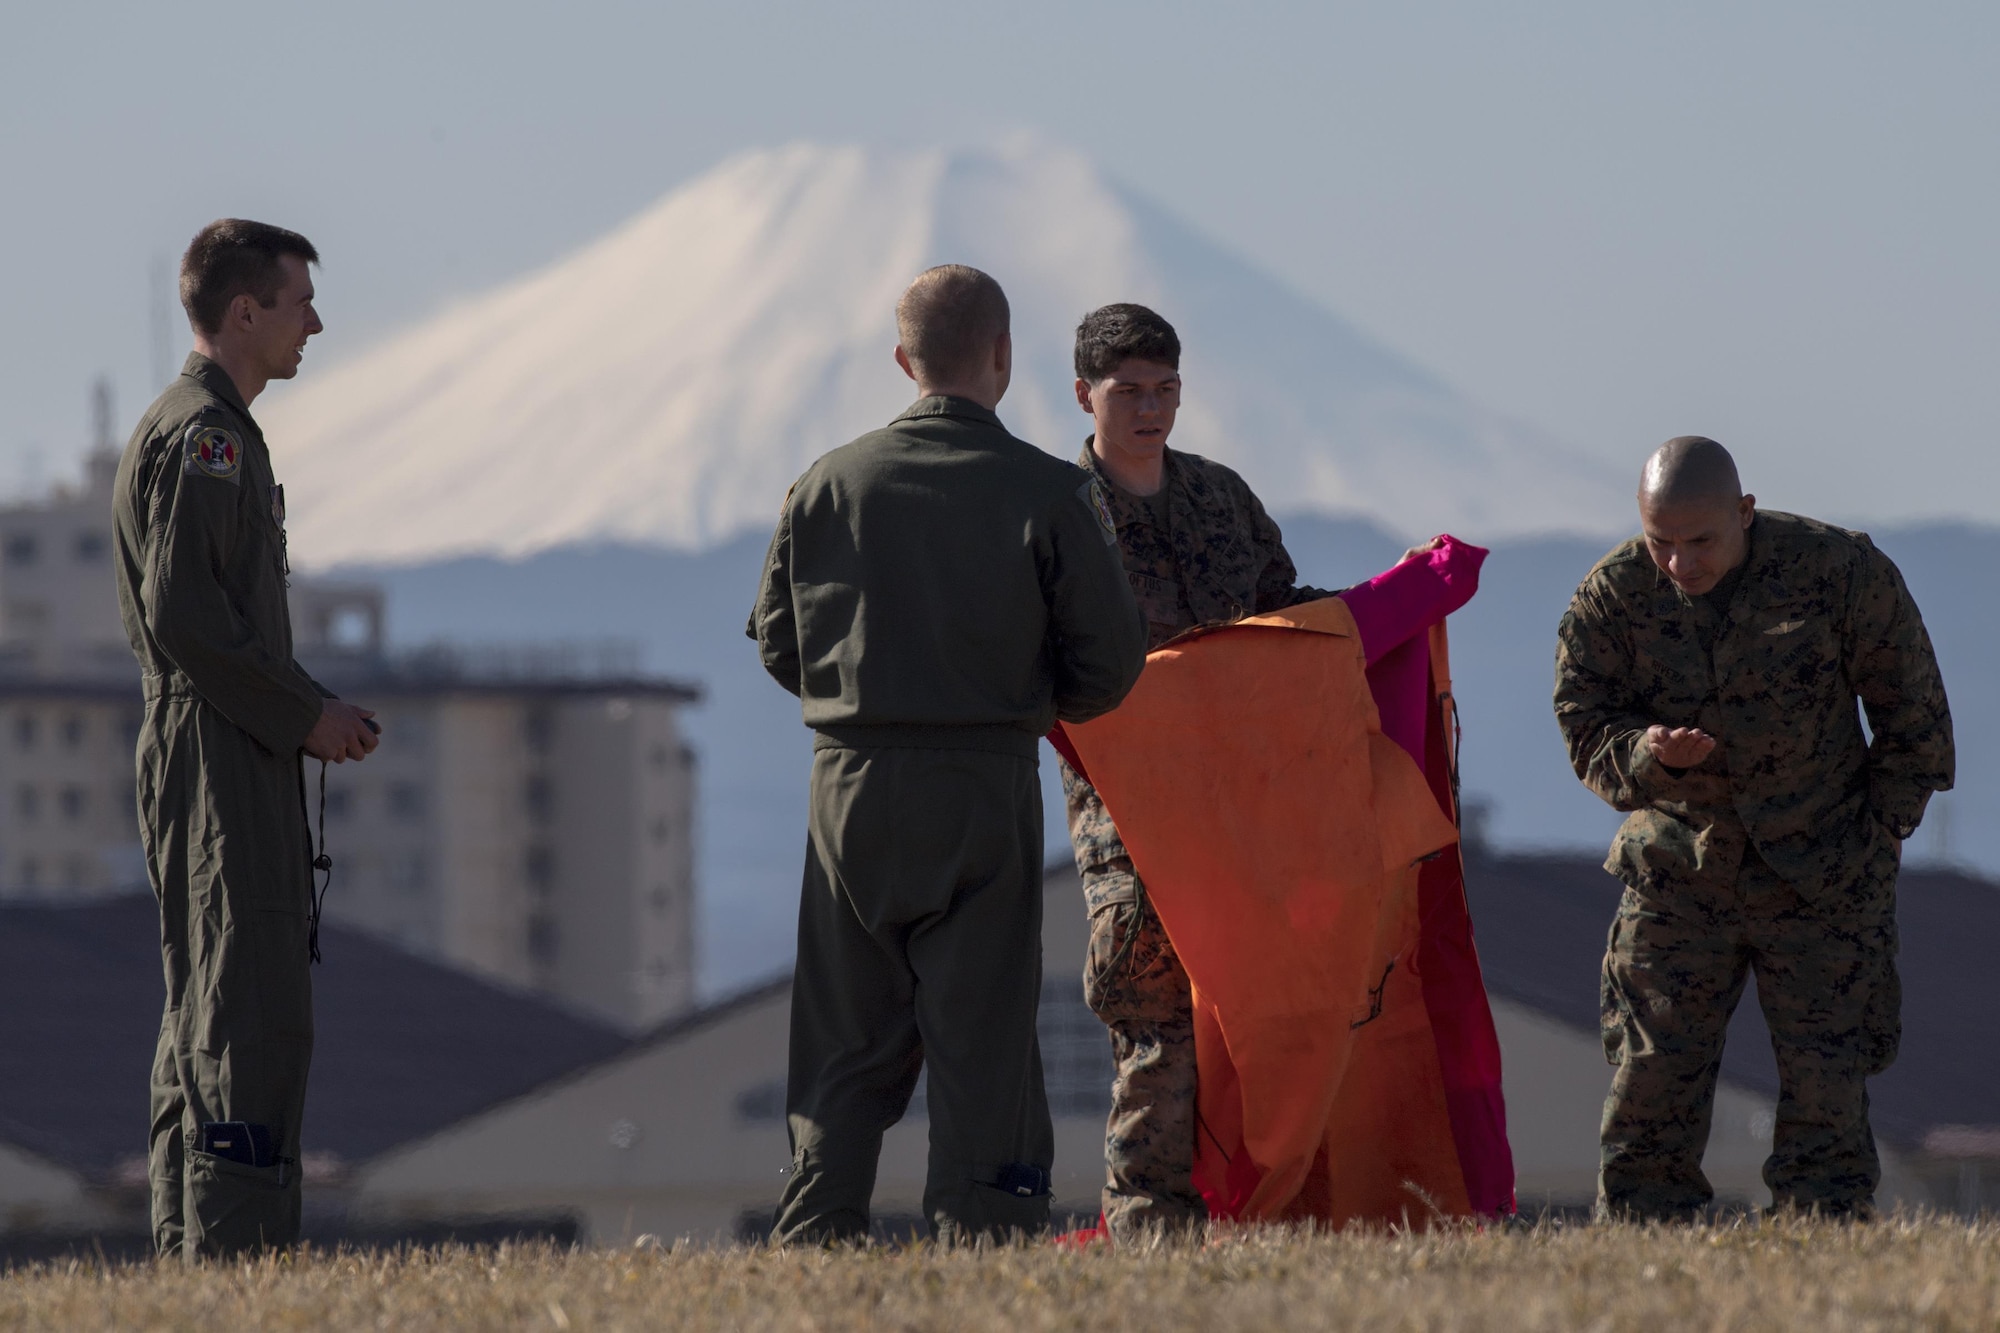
[5,1,1995,527]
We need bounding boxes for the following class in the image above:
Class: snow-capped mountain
[265,141,1625,568]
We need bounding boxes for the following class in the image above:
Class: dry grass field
[2,1215,1994,1331]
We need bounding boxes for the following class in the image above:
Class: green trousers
[774,744,1054,1244]
[1598,830,1901,1221]
[139,691,314,1260]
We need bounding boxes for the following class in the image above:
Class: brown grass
[1,1214,1993,1331]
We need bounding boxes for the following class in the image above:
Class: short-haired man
[1555,436,1954,1219]
[750,266,1146,1242]
[1062,303,1364,1242]
[114,219,379,1259]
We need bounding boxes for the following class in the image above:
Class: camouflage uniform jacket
[1065,441,1341,911]
[1553,510,1954,897]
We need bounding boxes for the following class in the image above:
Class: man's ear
[1739,494,1757,529]
[993,329,1012,376]
[227,291,259,333]
[1074,378,1093,412]
[893,344,918,383]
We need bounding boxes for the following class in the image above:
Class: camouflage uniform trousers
[1598,830,1902,1221]
[1083,869,1209,1242]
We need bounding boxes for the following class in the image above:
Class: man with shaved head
[751,265,1146,1243]
[1554,437,1954,1221]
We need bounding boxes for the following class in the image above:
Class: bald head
[895,265,1011,392]
[1639,436,1742,511]
[1636,436,1757,594]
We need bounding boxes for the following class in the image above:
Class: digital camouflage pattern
[1063,442,1339,915]
[1554,510,1953,894]
[1555,509,1953,1219]
[1060,441,1339,1237]
[1083,900,1206,1240]
[1599,837,1901,1219]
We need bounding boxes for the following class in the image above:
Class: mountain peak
[265,141,1624,568]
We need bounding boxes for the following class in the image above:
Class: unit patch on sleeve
[1079,478,1118,546]
[182,422,244,483]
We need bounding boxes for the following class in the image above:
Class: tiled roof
[1465,851,2000,1151]
[0,897,631,1178]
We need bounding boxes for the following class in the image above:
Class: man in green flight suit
[114,220,380,1260]
[1554,435,1954,1220]
[749,265,1147,1243]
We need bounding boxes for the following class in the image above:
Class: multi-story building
[0,398,701,1032]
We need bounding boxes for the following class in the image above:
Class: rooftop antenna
[150,253,174,390]
[91,377,114,454]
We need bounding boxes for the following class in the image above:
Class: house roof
[0,896,632,1179]
[1465,851,2000,1153]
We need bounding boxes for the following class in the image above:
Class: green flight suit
[113,353,330,1260]
[749,395,1146,1243]
[1555,510,1954,1219]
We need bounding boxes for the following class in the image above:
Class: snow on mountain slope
[266,141,1626,568]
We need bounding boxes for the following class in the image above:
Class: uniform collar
[1077,436,1180,497]
[893,395,1004,431]
[181,351,257,423]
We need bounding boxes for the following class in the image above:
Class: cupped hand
[304,700,379,763]
[1399,535,1447,565]
[1645,725,1717,770]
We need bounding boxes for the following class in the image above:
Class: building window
[3,534,37,567]
[649,885,673,912]
[74,532,107,562]
[526,912,559,966]
[18,858,39,891]
[523,707,553,754]
[649,744,671,772]
[386,852,428,894]
[524,845,554,894]
[16,785,37,821]
[59,715,84,749]
[14,714,36,751]
[386,782,427,821]
[62,858,88,890]
[524,774,553,822]
[650,816,671,844]
[57,786,85,821]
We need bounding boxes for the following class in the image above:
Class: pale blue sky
[4,1,1995,525]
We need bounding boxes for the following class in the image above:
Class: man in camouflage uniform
[115,220,380,1259]
[1059,304,1386,1241]
[1554,435,1953,1220]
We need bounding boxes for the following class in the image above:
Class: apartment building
[0,417,701,1032]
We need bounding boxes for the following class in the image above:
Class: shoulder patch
[1079,478,1118,545]
[182,422,243,483]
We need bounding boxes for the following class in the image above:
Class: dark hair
[1074,304,1180,382]
[895,265,1010,384]
[180,219,320,336]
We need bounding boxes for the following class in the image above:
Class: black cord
[307,759,332,964]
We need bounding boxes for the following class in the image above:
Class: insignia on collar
[1763,619,1806,636]
[1080,478,1118,545]
[270,484,286,528]
[183,422,243,482]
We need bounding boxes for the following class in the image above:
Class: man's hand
[1399,535,1447,565]
[1646,725,1717,770]
[305,699,379,763]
